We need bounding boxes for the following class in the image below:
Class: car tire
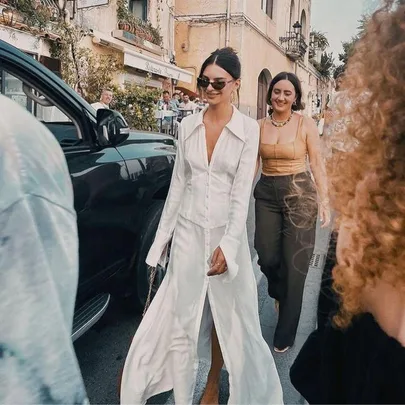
[132,200,169,312]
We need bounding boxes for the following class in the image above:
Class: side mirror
[96,109,130,146]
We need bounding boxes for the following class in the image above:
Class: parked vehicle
[0,40,174,340]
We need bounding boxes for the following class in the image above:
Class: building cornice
[175,12,285,54]
[175,11,331,82]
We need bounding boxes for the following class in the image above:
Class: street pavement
[74,190,331,404]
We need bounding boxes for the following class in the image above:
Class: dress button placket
[205,175,210,265]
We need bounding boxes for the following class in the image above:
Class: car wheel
[132,201,170,312]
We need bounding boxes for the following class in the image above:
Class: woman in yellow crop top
[254,72,330,352]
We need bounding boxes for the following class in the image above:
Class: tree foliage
[312,52,335,79]
[310,30,330,50]
[334,14,370,77]
[309,30,329,59]
[50,25,121,102]
[333,64,345,79]
[6,0,163,131]
[112,81,161,131]
[8,0,59,30]
[51,25,161,130]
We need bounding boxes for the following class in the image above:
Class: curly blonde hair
[329,0,405,327]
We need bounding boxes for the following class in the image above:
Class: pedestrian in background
[172,92,181,107]
[91,88,113,110]
[179,91,184,103]
[291,2,405,402]
[158,90,178,113]
[179,94,197,111]
[0,95,87,404]
[157,90,179,134]
[121,47,283,405]
[254,72,330,353]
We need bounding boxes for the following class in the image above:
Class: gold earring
[231,90,237,104]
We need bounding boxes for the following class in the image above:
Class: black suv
[0,40,174,340]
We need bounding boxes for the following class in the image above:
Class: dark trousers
[254,173,317,348]
[317,230,340,331]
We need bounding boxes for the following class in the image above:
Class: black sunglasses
[197,77,234,91]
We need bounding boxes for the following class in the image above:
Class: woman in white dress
[120,47,283,405]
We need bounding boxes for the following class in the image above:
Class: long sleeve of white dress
[145,126,186,268]
[219,120,259,282]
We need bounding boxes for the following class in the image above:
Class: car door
[64,144,132,301]
[0,58,132,303]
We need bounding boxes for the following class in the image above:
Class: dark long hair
[198,47,241,106]
[199,47,241,80]
[267,72,305,112]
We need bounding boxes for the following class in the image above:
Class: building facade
[76,0,193,91]
[0,0,193,106]
[174,0,332,118]
[0,0,58,111]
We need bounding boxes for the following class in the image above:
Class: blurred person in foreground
[0,95,87,404]
[316,71,347,330]
[290,1,405,403]
[321,72,347,157]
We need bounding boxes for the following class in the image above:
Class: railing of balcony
[279,32,308,61]
[0,0,60,32]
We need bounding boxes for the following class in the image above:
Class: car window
[0,69,82,147]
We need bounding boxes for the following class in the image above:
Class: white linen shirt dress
[120,106,283,405]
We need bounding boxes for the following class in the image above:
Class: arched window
[266,0,274,19]
[289,0,296,30]
[300,10,307,39]
[129,0,148,21]
[257,69,272,119]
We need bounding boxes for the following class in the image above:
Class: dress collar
[185,105,246,142]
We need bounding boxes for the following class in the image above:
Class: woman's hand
[207,247,228,276]
[320,200,331,228]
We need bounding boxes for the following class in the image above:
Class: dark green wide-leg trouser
[254,172,317,349]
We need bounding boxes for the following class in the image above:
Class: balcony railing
[279,32,308,61]
[1,0,60,31]
[117,17,162,47]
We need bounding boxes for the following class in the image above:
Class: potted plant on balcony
[118,20,131,32]
[116,0,132,32]
[131,18,145,39]
[143,21,154,42]
[130,21,138,35]
[50,7,59,21]
[150,26,162,46]
[134,22,146,43]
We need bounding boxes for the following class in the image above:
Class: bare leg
[200,325,223,405]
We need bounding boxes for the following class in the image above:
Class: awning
[91,31,193,84]
[175,86,199,98]
[123,51,193,84]
[0,25,56,54]
[121,72,163,88]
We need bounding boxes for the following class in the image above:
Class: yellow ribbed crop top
[259,116,307,176]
